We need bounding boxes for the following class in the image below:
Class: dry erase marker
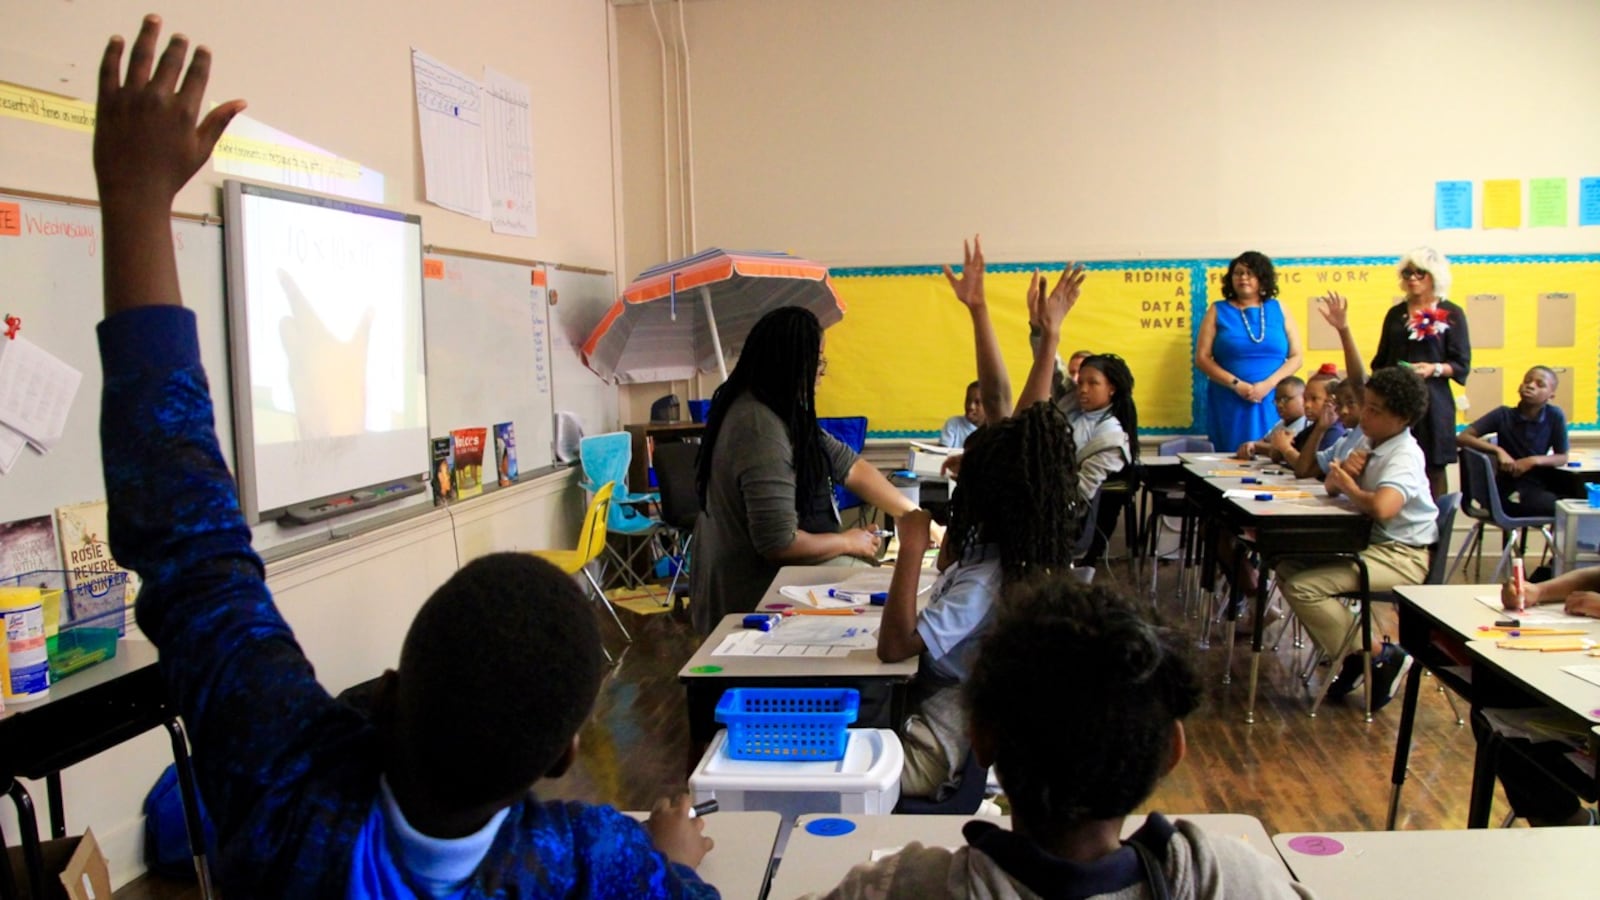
[689,800,718,819]
[1254,493,1274,501]
[828,589,888,602]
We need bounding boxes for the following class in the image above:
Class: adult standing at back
[1370,247,1470,498]
[1195,251,1304,451]
[691,306,916,634]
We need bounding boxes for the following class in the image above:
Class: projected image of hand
[277,269,374,439]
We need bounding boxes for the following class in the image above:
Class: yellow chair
[531,481,631,656]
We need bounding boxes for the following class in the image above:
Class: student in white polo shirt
[1276,366,1439,710]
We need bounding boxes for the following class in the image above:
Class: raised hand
[1317,292,1350,331]
[941,235,987,310]
[1037,262,1086,335]
[94,15,245,209]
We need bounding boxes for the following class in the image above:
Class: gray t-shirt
[690,393,857,633]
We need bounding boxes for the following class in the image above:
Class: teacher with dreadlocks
[690,306,918,635]
[1369,247,1470,498]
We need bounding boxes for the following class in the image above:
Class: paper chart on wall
[482,67,538,237]
[412,49,488,220]
[0,334,82,454]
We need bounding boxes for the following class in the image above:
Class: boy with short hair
[940,380,984,448]
[1277,367,1439,709]
[1456,366,1572,516]
[817,579,1312,898]
[1269,372,1344,468]
[94,17,715,897]
[1236,376,1305,459]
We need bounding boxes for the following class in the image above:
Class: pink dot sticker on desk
[766,602,793,610]
[1286,835,1344,856]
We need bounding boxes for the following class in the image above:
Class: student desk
[625,810,780,900]
[1463,632,1600,827]
[678,614,918,768]
[0,641,211,900]
[1273,827,1600,898]
[1549,449,1600,494]
[769,812,1285,897]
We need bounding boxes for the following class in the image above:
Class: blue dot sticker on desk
[805,817,857,837]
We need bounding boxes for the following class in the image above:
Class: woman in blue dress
[1195,251,1304,452]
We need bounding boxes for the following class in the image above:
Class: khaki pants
[1276,541,1429,660]
[896,683,966,801]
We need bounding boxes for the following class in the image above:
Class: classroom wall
[1,1,614,885]
[614,0,1600,273]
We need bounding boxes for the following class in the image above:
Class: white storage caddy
[1552,497,1600,575]
[690,727,903,853]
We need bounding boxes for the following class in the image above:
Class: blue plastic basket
[713,687,860,760]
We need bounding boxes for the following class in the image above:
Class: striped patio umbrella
[582,248,846,383]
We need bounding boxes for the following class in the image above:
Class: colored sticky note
[1483,179,1522,229]
[1528,178,1568,227]
[1580,177,1600,227]
[0,201,18,236]
[423,258,445,280]
[1434,180,1472,230]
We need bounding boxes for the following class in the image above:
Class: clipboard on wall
[1538,293,1576,347]
[1465,294,1504,348]
[1465,367,1503,421]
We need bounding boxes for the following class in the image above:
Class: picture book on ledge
[451,427,487,499]
[431,437,456,504]
[494,421,518,487]
[55,500,136,633]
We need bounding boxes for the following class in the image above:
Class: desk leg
[5,779,48,900]
[1386,659,1425,829]
[45,773,65,839]
[1467,716,1498,828]
[163,719,216,900]
[1244,568,1269,725]
[1355,558,1373,724]
[0,812,14,900]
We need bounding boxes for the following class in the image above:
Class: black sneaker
[1326,654,1365,700]
[1367,641,1414,711]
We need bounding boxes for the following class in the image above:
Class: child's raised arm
[942,235,1012,420]
[1016,263,1086,412]
[1318,292,1367,388]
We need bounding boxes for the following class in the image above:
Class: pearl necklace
[1236,301,1267,344]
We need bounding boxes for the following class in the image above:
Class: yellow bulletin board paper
[1529,178,1569,227]
[826,255,1600,438]
[1483,179,1523,229]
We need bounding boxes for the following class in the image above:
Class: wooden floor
[116,557,1498,898]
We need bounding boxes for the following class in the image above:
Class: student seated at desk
[92,18,716,897]
[1457,366,1574,517]
[1278,367,1439,710]
[940,380,985,448]
[1236,376,1305,460]
[1268,371,1344,469]
[822,579,1313,898]
[875,240,1088,801]
[1486,568,1600,827]
[1290,293,1371,481]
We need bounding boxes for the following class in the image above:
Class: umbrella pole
[701,286,728,382]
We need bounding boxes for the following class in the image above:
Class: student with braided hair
[877,238,1089,800]
[822,578,1314,898]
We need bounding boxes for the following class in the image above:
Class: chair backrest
[1159,436,1214,456]
[577,482,615,566]
[652,441,701,531]
[1458,446,1493,519]
[1424,492,1462,585]
[580,432,633,493]
[818,416,868,511]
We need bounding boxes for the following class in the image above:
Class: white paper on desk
[778,583,864,608]
[482,66,538,237]
[0,335,81,449]
[412,49,488,219]
[770,616,879,648]
[1222,489,1314,501]
[777,572,936,607]
[710,630,853,658]
[1474,595,1599,627]
[0,420,27,474]
[1561,664,1600,689]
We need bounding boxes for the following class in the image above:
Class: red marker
[1512,559,1527,612]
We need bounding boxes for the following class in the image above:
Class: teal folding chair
[579,432,664,589]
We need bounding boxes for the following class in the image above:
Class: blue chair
[818,416,868,519]
[579,432,665,589]
[1448,448,1553,584]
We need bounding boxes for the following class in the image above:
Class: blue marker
[1254,493,1274,501]
[829,589,888,602]
[1241,476,1260,484]
[742,614,779,631]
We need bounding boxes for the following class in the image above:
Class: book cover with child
[0,515,66,594]
[430,437,456,504]
[451,427,488,498]
[494,422,518,487]
[55,501,135,633]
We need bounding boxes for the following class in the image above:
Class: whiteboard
[547,266,619,437]
[422,251,556,472]
[0,190,233,521]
